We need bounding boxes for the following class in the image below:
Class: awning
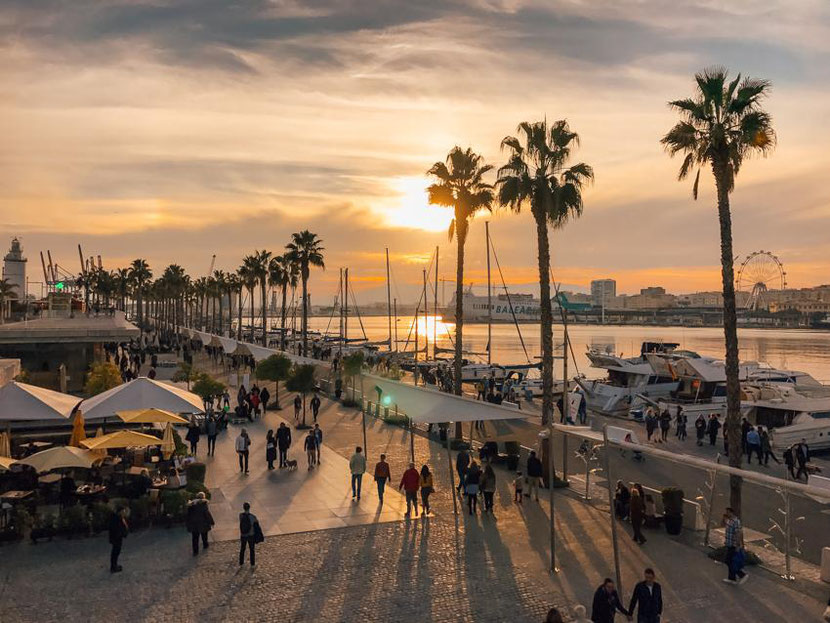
[0,381,82,422]
[363,373,527,425]
[80,377,204,421]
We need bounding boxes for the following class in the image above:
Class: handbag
[253,521,265,544]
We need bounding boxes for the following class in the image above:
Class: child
[513,471,524,503]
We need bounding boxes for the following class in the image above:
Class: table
[75,485,107,504]
[0,490,34,503]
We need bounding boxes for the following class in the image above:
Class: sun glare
[385,176,453,232]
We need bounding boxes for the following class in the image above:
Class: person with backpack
[374,454,391,504]
[238,502,261,566]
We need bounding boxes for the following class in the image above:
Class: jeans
[405,490,418,515]
[376,477,387,502]
[457,469,467,492]
[483,490,494,512]
[351,473,363,498]
[239,536,256,565]
[763,450,780,465]
[421,488,432,511]
[279,447,288,467]
[110,542,122,570]
[207,435,217,456]
[189,441,198,455]
[192,531,208,554]
[238,450,249,473]
[726,546,745,581]
[747,444,762,464]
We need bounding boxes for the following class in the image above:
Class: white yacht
[740,383,830,450]
[575,342,680,416]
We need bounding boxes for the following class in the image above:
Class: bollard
[822,547,830,583]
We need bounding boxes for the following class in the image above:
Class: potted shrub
[30,511,56,544]
[129,496,151,529]
[58,505,88,538]
[185,462,207,484]
[661,487,684,535]
[89,502,111,534]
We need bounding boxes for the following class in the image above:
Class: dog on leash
[284,459,298,471]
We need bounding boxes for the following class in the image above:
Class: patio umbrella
[18,446,95,472]
[0,431,10,457]
[116,408,188,425]
[87,427,108,462]
[160,422,175,459]
[81,430,162,450]
[0,455,15,472]
[68,411,87,447]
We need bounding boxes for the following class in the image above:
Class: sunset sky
[2,0,829,303]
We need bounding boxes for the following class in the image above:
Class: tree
[269,253,298,350]
[255,354,292,410]
[172,361,199,390]
[250,250,272,346]
[285,364,317,428]
[342,351,365,404]
[128,259,152,333]
[427,146,494,438]
[0,278,19,324]
[239,257,258,342]
[497,120,593,427]
[285,231,325,357]
[191,373,227,411]
[84,362,122,396]
[662,67,775,516]
[212,270,227,335]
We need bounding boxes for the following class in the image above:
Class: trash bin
[822,547,830,583]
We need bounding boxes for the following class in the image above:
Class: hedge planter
[661,487,684,535]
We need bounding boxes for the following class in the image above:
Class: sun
[385,176,454,232]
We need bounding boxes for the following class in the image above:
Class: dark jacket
[276,426,292,449]
[456,451,470,474]
[630,494,645,523]
[527,456,543,478]
[591,586,629,623]
[108,512,129,545]
[628,580,662,623]
[185,499,215,534]
[185,425,201,443]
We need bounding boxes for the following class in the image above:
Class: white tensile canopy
[363,373,527,425]
[18,446,96,472]
[218,336,238,353]
[80,377,204,422]
[0,381,82,422]
[234,342,276,362]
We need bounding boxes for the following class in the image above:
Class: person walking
[722,507,747,585]
[205,415,218,457]
[276,422,291,468]
[465,460,481,515]
[238,502,260,567]
[658,410,671,442]
[526,450,543,501]
[694,415,706,446]
[480,462,496,514]
[628,568,663,623]
[456,447,470,493]
[260,386,270,412]
[629,487,646,545]
[677,410,687,441]
[644,409,657,442]
[400,462,420,517]
[571,604,592,623]
[349,446,366,500]
[265,430,277,470]
[741,418,752,457]
[304,430,317,468]
[185,492,214,556]
[420,464,434,516]
[314,424,323,465]
[293,394,302,423]
[108,505,129,573]
[591,578,630,623]
[745,426,762,465]
[795,439,811,481]
[784,444,797,479]
[759,427,779,466]
[614,480,631,520]
[707,414,721,446]
[310,393,321,423]
[235,428,251,474]
[544,608,564,623]
[374,454,391,504]
[185,416,201,455]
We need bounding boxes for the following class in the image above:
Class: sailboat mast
[486,221,492,366]
[344,267,349,347]
[433,245,438,361]
[423,268,428,366]
[393,298,398,353]
[386,248,392,353]
[338,268,343,358]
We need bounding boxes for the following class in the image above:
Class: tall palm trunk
[261,280,268,346]
[301,270,309,357]
[533,209,555,427]
[218,291,224,337]
[280,284,288,351]
[453,219,467,439]
[714,158,743,516]
[237,288,243,340]
[249,287,255,341]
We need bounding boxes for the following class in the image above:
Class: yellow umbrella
[0,431,11,457]
[0,455,15,472]
[87,427,108,462]
[69,411,87,447]
[116,408,189,425]
[160,422,175,459]
[81,430,162,450]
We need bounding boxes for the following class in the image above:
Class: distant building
[590,279,616,307]
[609,286,676,310]
[639,286,666,296]
[678,291,723,308]
[2,238,26,299]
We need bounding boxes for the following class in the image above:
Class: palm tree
[250,250,272,346]
[0,279,18,324]
[662,67,775,515]
[231,270,245,340]
[114,268,130,311]
[239,258,258,341]
[285,231,325,356]
[497,120,594,426]
[128,259,152,334]
[427,147,494,425]
[212,270,227,336]
[269,253,298,351]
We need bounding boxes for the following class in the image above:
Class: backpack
[783,447,793,464]
[240,512,252,534]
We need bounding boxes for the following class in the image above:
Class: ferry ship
[446,289,542,323]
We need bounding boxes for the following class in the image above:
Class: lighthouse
[2,238,27,299]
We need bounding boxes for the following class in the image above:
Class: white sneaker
[722,578,737,585]
[738,573,749,585]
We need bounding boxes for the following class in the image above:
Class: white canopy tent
[0,381,82,422]
[218,336,238,353]
[363,373,527,424]
[80,377,204,422]
[234,342,276,362]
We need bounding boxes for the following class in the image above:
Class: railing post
[603,425,622,595]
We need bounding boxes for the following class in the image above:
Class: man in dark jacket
[628,568,662,623]
[186,492,215,555]
[276,422,292,468]
[108,506,129,573]
[456,448,470,493]
[591,578,629,623]
[526,451,543,501]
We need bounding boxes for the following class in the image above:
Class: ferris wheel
[736,251,787,310]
